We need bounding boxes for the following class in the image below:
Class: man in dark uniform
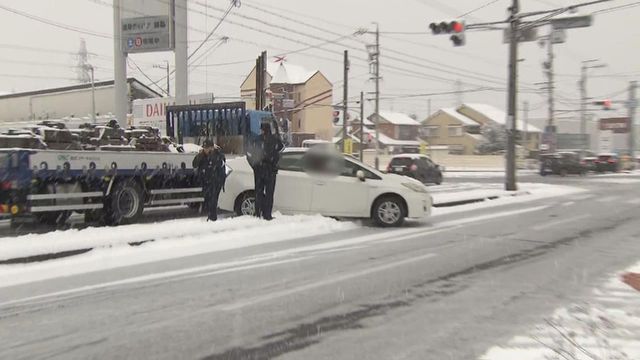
[193,139,226,221]
[247,122,284,220]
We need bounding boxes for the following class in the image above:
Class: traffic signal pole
[506,0,520,191]
[342,50,349,153]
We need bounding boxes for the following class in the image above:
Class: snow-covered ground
[0,215,356,287]
[444,170,537,178]
[481,261,640,360]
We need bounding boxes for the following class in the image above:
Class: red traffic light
[451,21,464,33]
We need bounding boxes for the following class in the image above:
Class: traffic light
[333,110,341,124]
[593,99,612,110]
[429,20,466,46]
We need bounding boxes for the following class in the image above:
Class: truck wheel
[106,180,143,225]
[234,191,256,217]
[372,196,405,227]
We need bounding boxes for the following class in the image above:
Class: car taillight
[608,159,616,164]
[594,160,600,164]
[410,164,418,172]
[1,181,12,190]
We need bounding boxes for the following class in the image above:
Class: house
[421,108,485,155]
[458,103,542,151]
[240,62,333,141]
[366,112,422,153]
[0,78,161,123]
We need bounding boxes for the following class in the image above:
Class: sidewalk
[481,261,640,360]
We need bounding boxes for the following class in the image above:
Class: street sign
[344,138,353,154]
[503,26,538,44]
[599,130,614,153]
[122,15,174,53]
[551,29,567,44]
[282,99,295,109]
[600,117,630,134]
[551,15,593,30]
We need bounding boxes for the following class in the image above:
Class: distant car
[219,148,432,227]
[539,152,588,176]
[386,154,444,185]
[581,156,598,172]
[595,153,620,173]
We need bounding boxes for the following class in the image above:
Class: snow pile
[432,183,586,216]
[481,261,640,360]
[0,214,356,263]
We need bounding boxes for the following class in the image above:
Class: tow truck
[0,102,279,226]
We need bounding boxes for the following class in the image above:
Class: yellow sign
[344,138,353,154]
[419,141,428,155]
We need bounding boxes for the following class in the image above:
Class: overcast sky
[0,0,638,129]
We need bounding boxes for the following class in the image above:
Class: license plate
[394,167,404,172]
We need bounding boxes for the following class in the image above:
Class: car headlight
[401,182,428,193]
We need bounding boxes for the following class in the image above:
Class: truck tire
[106,180,143,225]
[372,196,405,228]
[234,191,256,217]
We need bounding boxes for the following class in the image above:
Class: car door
[309,156,371,217]
[272,151,314,213]
[419,157,436,183]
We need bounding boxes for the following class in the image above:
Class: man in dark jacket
[193,139,226,221]
[247,122,284,220]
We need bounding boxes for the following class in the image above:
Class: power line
[187,0,239,60]
[591,1,640,14]
[458,0,501,18]
[127,58,169,96]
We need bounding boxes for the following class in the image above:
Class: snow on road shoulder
[0,215,356,287]
[431,183,586,216]
[480,261,640,360]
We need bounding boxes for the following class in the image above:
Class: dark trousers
[254,168,277,220]
[203,182,222,221]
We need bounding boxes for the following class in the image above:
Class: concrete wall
[0,87,116,123]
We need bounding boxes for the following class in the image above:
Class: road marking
[626,198,640,205]
[530,214,591,231]
[0,206,549,308]
[561,201,575,207]
[0,256,311,309]
[218,252,438,311]
[570,194,595,201]
[596,195,620,203]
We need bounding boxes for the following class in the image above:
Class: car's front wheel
[234,191,256,216]
[372,196,405,227]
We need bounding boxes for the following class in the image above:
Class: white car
[219,148,432,227]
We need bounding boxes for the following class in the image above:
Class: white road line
[530,214,592,231]
[218,253,438,311]
[570,194,595,201]
[0,205,549,308]
[596,195,620,203]
[626,198,640,205]
[561,201,575,207]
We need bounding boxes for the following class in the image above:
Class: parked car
[539,152,588,176]
[594,153,620,173]
[580,156,598,172]
[386,154,444,185]
[219,148,432,227]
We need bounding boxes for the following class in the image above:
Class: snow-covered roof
[439,108,481,126]
[376,112,420,126]
[362,127,420,146]
[466,133,486,141]
[267,63,317,85]
[463,103,542,133]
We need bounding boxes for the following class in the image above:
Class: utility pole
[523,100,529,150]
[113,0,128,126]
[154,61,171,97]
[629,80,637,158]
[360,91,364,161]
[174,0,188,107]
[86,65,96,124]
[505,0,520,191]
[545,32,554,128]
[371,24,381,170]
[342,50,349,153]
[580,60,606,151]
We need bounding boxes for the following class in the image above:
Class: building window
[448,126,463,137]
[422,126,440,137]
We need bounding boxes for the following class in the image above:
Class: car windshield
[3,2,640,360]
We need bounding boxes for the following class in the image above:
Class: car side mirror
[356,170,366,182]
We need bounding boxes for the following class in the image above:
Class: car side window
[278,152,305,172]
[419,158,433,168]
[341,160,380,180]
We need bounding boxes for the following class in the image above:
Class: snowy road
[1,175,640,359]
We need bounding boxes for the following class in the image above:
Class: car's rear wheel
[234,191,256,216]
[372,196,405,227]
